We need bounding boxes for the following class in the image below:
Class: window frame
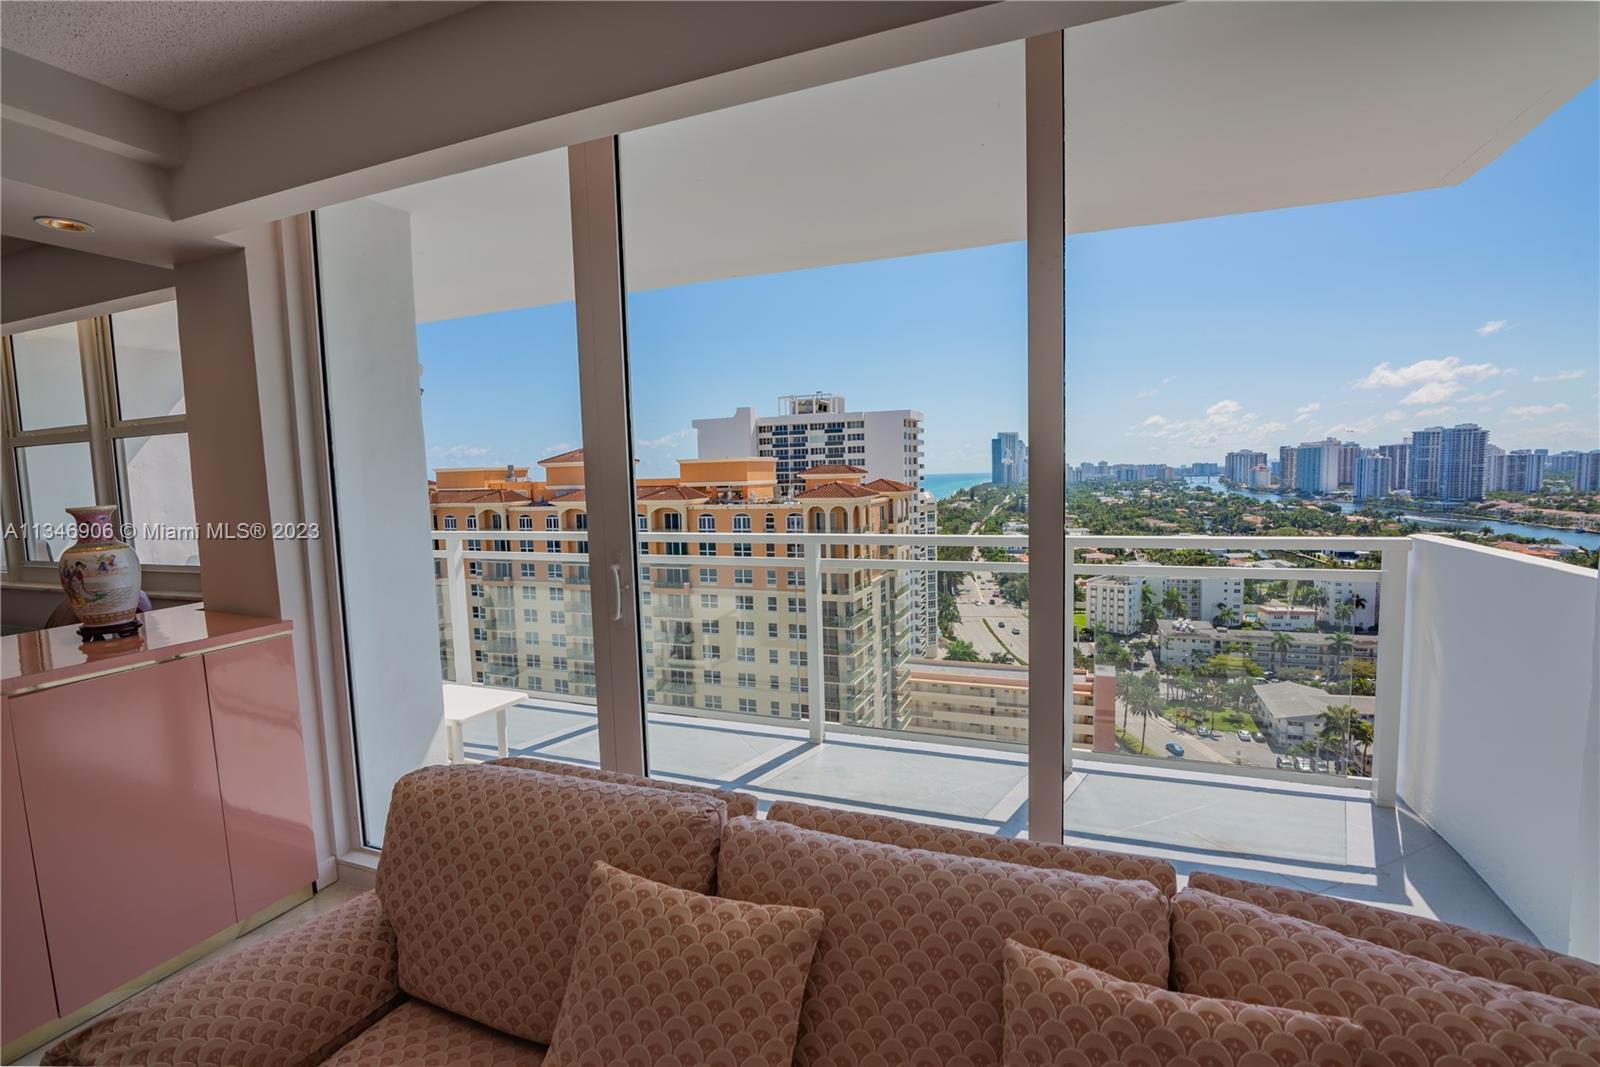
[1,307,199,594]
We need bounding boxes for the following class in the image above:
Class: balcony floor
[462,699,1537,944]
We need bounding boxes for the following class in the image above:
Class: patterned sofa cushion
[1187,870,1600,1008]
[717,816,1170,1067]
[319,1000,547,1066]
[545,863,823,1067]
[767,800,1178,897]
[1001,940,1373,1067]
[376,765,726,1046]
[489,756,759,819]
[45,891,400,1067]
[1171,889,1600,1066]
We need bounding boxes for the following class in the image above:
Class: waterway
[1183,476,1600,550]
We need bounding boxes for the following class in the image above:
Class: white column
[805,541,826,744]
[1370,545,1408,806]
[314,200,448,842]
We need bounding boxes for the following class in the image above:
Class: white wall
[314,199,446,845]
[1400,535,1599,959]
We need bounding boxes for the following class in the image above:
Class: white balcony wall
[1400,535,1599,960]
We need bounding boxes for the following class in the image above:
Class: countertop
[2,604,290,696]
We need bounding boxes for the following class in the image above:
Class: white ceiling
[0,1,476,111]
[367,2,1598,325]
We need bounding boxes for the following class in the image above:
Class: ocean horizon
[922,472,991,500]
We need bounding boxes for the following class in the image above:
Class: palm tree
[1161,585,1185,619]
[1347,717,1374,775]
[1270,631,1292,670]
[1214,603,1240,628]
[1334,601,1354,629]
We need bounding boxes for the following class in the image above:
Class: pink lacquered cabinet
[1,607,317,1051]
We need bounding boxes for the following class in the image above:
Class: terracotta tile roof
[862,477,915,493]
[796,481,878,499]
[550,489,585,502]
[541,448,584,464]
[636,485,710,501]
[429,488,533,504]
[802,463,867,475]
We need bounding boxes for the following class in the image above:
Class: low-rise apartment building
[901,660,1110,750]
[1157,619,1377,674]
[1255,602,1318,631]
[1084,574,1245,635]
[1252,680,1376,746]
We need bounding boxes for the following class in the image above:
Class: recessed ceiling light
[34,216,94,234]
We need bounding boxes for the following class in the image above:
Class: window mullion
[78,317,119,507]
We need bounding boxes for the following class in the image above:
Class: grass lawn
[1167,705,1260,735]
[1073,611,1087,631]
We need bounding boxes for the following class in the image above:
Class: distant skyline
[417,81,1597,476]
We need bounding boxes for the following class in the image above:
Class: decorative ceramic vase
[58,505,142,634]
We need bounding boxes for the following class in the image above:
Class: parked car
[1316,760,1330,774]
[1238,730,1253,741]
[1295,756,1312,772]
[1252,731,1266,743]
[1165,742,1185,758]
[1276,755,1292,769]
[989,598,997,605]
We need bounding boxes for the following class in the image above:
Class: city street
[952,573,1028,662]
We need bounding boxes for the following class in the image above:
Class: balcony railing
[434,528,1411,799]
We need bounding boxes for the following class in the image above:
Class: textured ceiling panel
[0,0,477,110]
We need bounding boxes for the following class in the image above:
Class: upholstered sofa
[46,756,1600,1067]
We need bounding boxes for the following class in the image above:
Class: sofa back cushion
[376,765,725,1045]
[1002,940,1373,1067]
[1187,870,1600,1008]
[717,816,1169,1067]
[490,755,759,819]
[767,800,1177,897]
[1171,888,1600,1066]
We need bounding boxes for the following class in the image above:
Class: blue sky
[418,80,1598,476]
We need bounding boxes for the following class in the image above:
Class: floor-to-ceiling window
[615,42,1035,828]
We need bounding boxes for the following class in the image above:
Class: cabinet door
[9,657,235,1014]
[1,700,58,1046]
[203,637,318,919]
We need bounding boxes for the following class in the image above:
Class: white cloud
[1293,401,1321,424]
[1382,410,1407,423]
[1507,403,1570,419]
[1324,417,1379,437]
[1475,319,1508,336]
[1400,381,1461,405]
[1459,389,1505,402]
[1532,369,1586,383]
[429,443,491,461]
[1413,406,1456,419]
[1356,356,1504,390]
[1130,400,1282,450]
[637,427,692,450]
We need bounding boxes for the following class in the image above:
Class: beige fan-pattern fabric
[544,862,822,1067]
[716,816,1170,1067]
[1171,889,1600,1067]
[489,756,758,818]
[43,891,400,1067]
[1187,870,1600,1008]
[375,765,726,1045]
[767,800,1177,897]
[1001,940,1373,1067]
[320,1000,547,1066]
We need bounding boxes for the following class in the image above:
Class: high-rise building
[429,454,926,731]
[695,392,934,652]
[1249,463,1273,489]
[991,431,1028,485]
[1337,442,1361,487]
[1575,450,1600,492]
[1277,446,1297,491]
[1410,424,1489,501]
[1353,451,1393,501]
[1224,450,1267,485]
[1292,439,1342,495]
[1378,439,1413,492]
[1548,450,1585,474]
[1502,450,1545,493]
[1483,443,1506,492]
[694,393,923,498]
